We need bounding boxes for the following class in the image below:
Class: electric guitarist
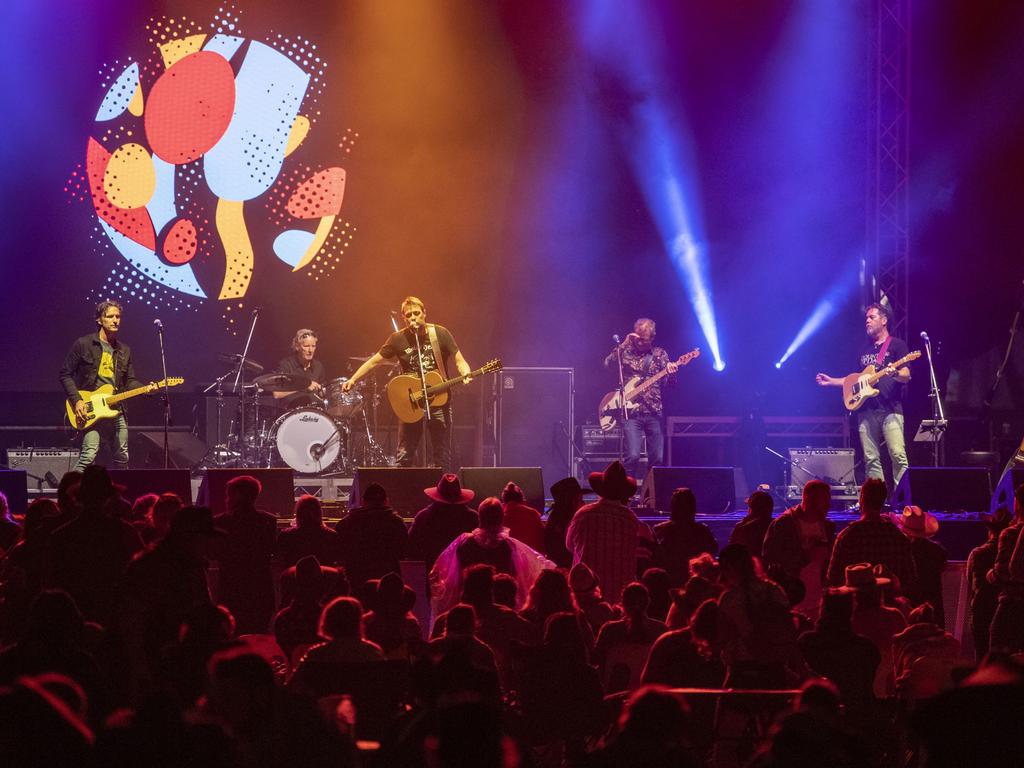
[603,317,681,482]
[816,303,911,485]
[343,296,473,470]
[59,300,154,471]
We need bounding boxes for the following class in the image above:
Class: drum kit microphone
[205,353,394,474]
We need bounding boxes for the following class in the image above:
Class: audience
[652,487,720,585]
[728,489,774,559]
[987,482,1024,653]
[274,494,341,569]
[544,476,587,568]
[500,481,545,552]
[594,581,668,693]
[967,506,1011,658]
[407,474,478,571]
[896,504,948,627]
[333,482,408,589]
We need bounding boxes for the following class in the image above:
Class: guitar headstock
[154,377,185,388]
[479,359,502,375]
[676,348,701,365]
[905,351,922,362]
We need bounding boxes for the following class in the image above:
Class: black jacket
[59,333,142,403]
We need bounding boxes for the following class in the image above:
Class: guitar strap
[874,336,893,368]
[426,324,448,379]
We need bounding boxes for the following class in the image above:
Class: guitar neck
[105,383,153,405]
[867,353,915,385]
[424,365,492,397]
[627,366,673,400]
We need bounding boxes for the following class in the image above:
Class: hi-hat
[252,372,312,392]
[217,352,264,374]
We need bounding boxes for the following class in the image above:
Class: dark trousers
[397,405,451,470]
[623,413,664,481]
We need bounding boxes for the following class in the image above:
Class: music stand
[913,419,948,443]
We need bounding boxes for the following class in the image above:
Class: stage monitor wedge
[639,466,748,515]
[108,468,193,505]
[892,467,992,512]
[459,467,544,513]
[352,467,445,518]
[198,468,295,517]
[0,470,28,515]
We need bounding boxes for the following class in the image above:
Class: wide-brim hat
[78,465,127,504]
[895,505,939,538]
[424,473,475,504]
[588,460,638,500]
[551,476,590,498]
[835,562,891,593]
[569,562,600,594]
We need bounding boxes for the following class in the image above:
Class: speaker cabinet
[108,469,194,505]
[495,367,573,494]
[130,431,208,470]
[991,467,1024,515]
[789,448,857,487]
[199,468,295,517]
[4,448,79,489]
[639,466,748,514]
[892,467,992,512]
[351,467,444,517]
[0,470,28,515]
[459,467,545,513]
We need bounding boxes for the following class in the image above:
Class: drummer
[273,328,327,408]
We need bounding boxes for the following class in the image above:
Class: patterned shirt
[825,516,918,594]
[566,498,653,604]
[605,342,674,416]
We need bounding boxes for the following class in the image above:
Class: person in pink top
[500,481,545,552]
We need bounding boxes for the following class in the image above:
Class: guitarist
[59,300,148,471]
[343,296,473,469]
[816,303,911,484]
[603,317,679,481]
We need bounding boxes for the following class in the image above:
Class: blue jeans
[75,413,129,471]
[623,413,664,481]
[858,409,907,485]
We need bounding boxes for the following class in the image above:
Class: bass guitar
[841,351,920,412]
[387,359,502,424]
[66,378,184,430]
[598,348,700,431]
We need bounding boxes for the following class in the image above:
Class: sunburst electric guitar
[841,351,920,412]
[387,360,502,424]
[598,348,701,431]
[66,378,184,430]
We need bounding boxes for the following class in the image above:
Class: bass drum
[270,408,341,474]
[325,377,364,419]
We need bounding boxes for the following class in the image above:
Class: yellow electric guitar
[841,351,920,412]
[598,348,701,431]
[387,360,502,424]
[66,377,184,430]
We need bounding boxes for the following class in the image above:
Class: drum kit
[205,354,395,474]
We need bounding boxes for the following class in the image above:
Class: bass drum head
[271,408,340,474]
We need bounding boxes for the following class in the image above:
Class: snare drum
[325,377,364,419]
[269,408,341,474]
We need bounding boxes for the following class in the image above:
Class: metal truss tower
[866,0,911,339]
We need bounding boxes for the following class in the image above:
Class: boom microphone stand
[920,331,947,467]
[410,321,432,468]
[233,308,260,466]
[154,318,171,468]
[612,334,631,461]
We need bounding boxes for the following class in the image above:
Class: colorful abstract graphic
[69,8,354,317]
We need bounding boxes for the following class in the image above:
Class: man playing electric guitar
[343,296,473,470]
[603,317,680,482]
[59,300,156,471]
[816,303,911,485]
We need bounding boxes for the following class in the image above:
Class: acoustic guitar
[841,351,920,412]
[598,348,701,431]
[387,360,502,423]
[66,378,184,430]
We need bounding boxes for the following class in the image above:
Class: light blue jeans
[74,413,129,471]
[858,410,907,485]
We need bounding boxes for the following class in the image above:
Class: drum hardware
[252,372,313,392]
[216,352,264,375]
[325,377,365,419]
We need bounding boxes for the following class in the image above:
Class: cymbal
[348,355,397,365]
[217,352,264,374]
[252,372,312,392]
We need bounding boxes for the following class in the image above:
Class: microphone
[252,307,261,317]
[612,334,620,344]
[154,318,163,331]
[920,331,929,343]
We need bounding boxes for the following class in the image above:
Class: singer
[603,317,679,482]
[58,300,147,471]
[343,296,472,469]
[816,303,911,484]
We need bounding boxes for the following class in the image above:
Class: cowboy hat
[588,460,638,500]
[835,562,891,593]
[550,476,590,498]
[895,505,939,538]
[424,473,475,504]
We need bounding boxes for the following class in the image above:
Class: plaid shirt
[567,498,652,604]
[826,517,917,594]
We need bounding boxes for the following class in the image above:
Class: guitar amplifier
[788,448,856,488]
[579,425,646,455]
[5,448,80,489]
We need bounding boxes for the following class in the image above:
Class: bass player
[816,303,911,484]
[604,317,679,482]
[343,296,472,469]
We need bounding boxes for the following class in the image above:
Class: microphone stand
[921,333,947,467]
[155,322,171,468]
[411,323,432,468]
[983,286,1023,453]
[233,309,260,466]
[613,336,630,462]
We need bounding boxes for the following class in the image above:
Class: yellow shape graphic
[159,34,208,69]
[128,81,144,116]
[216,199,254,300]
[292,215,336,271]
[284,115,310,158]
[104,143,156,209]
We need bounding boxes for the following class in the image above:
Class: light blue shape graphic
[147,156,177,235]
[273,229,316,267]
[204,41,311,201]
[204,34,245,61]
[98,219,207,298]
[95,63,140,121]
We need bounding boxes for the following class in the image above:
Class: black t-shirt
[379,324,459,376]
[857,336,909,414]
[275,355,327,409]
